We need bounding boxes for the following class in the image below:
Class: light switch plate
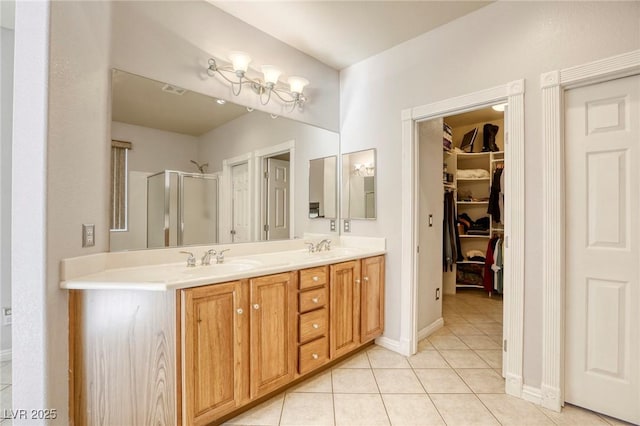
[82,224,95,247]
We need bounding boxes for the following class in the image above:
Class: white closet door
[231,162,250,243]
[565,74,640,424]
[266,158,289,240]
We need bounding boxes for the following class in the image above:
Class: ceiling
[209,1,492,70]
[111,69,249,136]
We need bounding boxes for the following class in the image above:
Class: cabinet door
[249,272,297,398]
[183,281,247,426]
[330,260,361,359]
[361,256,385,343]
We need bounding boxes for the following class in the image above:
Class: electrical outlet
[330,219,336,232]
[343,219,351,233]
[82,224,95,247]
[435,288,440,300]
[2,308,11,326]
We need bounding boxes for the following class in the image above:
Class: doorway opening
[417,106,506,375]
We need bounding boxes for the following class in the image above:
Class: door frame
[222,152,254,244]
[540,49,640,412]
[254,140,295,241]
[400,79,526,398]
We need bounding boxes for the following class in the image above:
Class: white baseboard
[374,336,401,352]
[418,317,444,340]
[0,349,11,362]
[522,385,543,405]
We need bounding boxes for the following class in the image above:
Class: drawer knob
[253,304,260,310]
[363,277,369,282]
[312,276,319,282]
[312,353,319,360]
[312,297,319,304]
[236,308,243,315]
[312,323,319,329]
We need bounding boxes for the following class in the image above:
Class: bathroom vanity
[62,238,385,425]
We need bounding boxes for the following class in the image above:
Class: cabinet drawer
[299,308,328,343]
[299,266,328,290]
[298,336,328,375]
[299,287,327,313]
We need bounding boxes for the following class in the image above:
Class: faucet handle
[180,251,196,267]
[216,248,230,263]
[304,242,315,253]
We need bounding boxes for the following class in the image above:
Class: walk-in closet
[417,105,507,374]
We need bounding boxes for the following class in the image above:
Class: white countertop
[60,237,385,291]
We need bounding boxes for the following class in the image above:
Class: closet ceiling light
[206,52,309,111]
[492,103,507,112]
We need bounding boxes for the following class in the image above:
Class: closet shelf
[457,152,490,157]
[455,284,484,289]
[491,159,505,163]
[459,234,490,239]
[457,178,490,181]
[457,260,485,265]
[457,201,489,205]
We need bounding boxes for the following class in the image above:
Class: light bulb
[261,65,281,87]
[288,76,309,94]
[228,51,251,75]
[492,103,506,112]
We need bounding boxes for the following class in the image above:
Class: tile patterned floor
[224,290,633,426]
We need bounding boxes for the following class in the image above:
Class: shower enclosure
[147,170,219,248]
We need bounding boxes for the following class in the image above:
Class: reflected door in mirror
[231,163,250,243]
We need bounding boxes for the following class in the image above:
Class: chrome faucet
[180,251,197,267]
[305,242,316,253]
[201,249,216,266]
[216,249,230,264]
[315,239,332,252]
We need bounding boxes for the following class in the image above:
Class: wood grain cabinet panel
[329,260,361,359]
[249,272,297,399]
[183,281,247,426]
[299,307,328,343]
[299,266,328,290]
[299,286,327,313]
[360,256,385,343]
[298,336,329,375]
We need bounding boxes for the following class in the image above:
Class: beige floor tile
[487,334,504,345]
[475,323,504,335]
[448,323,487,336]
[430,326,455,337]
[439,350,491,368]
[458,335,501,350]
[381,394,444,426]
[540,404,612,425]
[408,350,450,368]
[332,351,370,369]
[373,369,424,394]
[475,349,503,369]
[224,393,284,425]
[428,335,469,350]
[0,386,10,413]
[414,369,471,394]
[479,394,554,425]
[460,314,498,324]
[333,394,390,426]
[456,368,505,393]
[418,338,436,351]
[0,362,10,386]
[443,315,470,325]
[366,346,411,368]
[331,368,379,393]
[280,393,335,426]
[288,370,333,393]
[599,414,637,425]
[430,394,499,426]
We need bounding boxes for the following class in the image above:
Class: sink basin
[181,258,264,277]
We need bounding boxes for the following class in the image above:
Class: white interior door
[565,74,640,424]
[265,158,289,240]
[231,162,250,243]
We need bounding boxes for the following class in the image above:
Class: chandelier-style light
[207,51,309,111]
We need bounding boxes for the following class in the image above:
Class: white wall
[46,1,112,422]
[339,1,640,389]
[112,121,200,173]
[1,26,13,355]
[110,1,340,132]
[199,111,340,238]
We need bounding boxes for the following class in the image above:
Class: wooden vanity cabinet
[297,266,330,375]
[329,260,362,359]
[249,272,297,398]
[360,256,385,343]
[182,280,248,426]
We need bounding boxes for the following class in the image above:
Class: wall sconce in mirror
[308,155,337,219]
[207,52,309,111]
[342,148,376,220]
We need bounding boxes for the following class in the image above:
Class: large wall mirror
[109,69,340,251]
[308,156,337,219]
[341,148,376,220]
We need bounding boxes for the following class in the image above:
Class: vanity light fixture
[353,163,375,176]
[207,52,309,111]
[216,99,226,105]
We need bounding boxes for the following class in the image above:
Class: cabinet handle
[312,323,319,329]
[312,297,319,304]
[312,276,319,282]
[355,279,361,284]
[363,277,369,282]
[253,304,260,310]
[312,353,319,360]
[236,308,243,315]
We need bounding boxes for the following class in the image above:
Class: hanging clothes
[483,237,499,292]
[443,191,462,271]
[491,238,504,294]
[488,166,504,223]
